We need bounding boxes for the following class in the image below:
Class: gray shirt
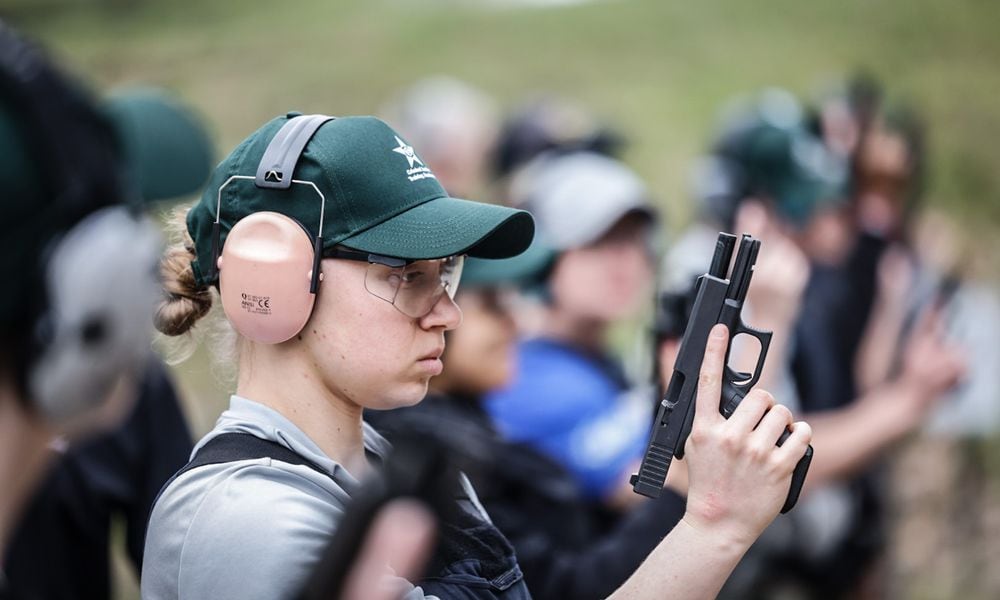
[141,395,431,599]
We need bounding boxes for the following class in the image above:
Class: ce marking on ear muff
[240,292,273,316]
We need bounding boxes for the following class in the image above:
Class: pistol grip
[777,428,812,514]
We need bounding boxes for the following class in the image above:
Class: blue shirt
[484,339,650,499]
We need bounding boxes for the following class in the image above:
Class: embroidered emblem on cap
[391,135,436,182]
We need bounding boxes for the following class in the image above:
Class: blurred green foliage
[9,0,1000,234]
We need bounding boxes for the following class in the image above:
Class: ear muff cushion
[219,212,318,344]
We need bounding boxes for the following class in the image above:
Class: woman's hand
[609,324,813,600]
[887,306,966,430]
[681,324,812,548]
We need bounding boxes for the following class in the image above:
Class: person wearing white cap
[485,152,661,508]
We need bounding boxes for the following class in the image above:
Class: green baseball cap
[0,88,214,213]
[711,88,847,226]
[103,88,215,203]
[187,113,535,287]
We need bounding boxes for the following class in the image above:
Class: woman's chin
[370,382,430,411]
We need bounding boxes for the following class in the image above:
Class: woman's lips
[417,357,444,376]
[416,345,445,375]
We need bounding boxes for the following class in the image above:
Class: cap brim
[340,196,535,260]
[568,202,657,249]
[103,88,214,202]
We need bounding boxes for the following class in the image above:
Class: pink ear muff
[219,211,319,344]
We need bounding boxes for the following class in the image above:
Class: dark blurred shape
[653,285,697,342]
[0,21,213,600]
[0,20,214,428]
[493,95,625,180]
[5,360,193,599]
[300,432,462,600]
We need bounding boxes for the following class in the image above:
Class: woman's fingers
[694,324,729,428]
[726,389,776,434]
[773,421,813,465]
[748,396,792,446]
[342,499,436,600]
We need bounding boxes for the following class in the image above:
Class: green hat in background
[0,87,214,213]
[709,88,847,226]
[187,113,535,287]
[103,88,215,203]
[0,80,215,326]
[460,236,556,290]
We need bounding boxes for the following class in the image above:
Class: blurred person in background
[0,22,211,599]
[662,87,965,598]
[368,253,688,600]
[485,151,661,512]
[3,87,211,595]
[381,76,500,201]
[492,94,625,200]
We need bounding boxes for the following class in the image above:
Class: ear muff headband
[209,115,335,292]
[213,115,336,344]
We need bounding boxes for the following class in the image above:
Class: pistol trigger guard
[732,322,772,391]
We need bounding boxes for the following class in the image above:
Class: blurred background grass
[5,0,1000,597]
[8,0,1000,230]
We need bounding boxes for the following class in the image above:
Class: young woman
[142,112,812,600]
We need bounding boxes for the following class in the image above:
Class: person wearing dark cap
[663,88,964,599]
[0,21,211,597]
[493,95,624,182]
[142,111,812,599]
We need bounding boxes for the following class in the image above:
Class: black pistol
[631,232,812,514]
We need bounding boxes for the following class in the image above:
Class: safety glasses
[325,247,464,318]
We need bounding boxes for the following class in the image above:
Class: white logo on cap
[391,135,436,182]
[392,136,423,168]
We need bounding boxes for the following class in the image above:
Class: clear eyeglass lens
[364,255,464,318]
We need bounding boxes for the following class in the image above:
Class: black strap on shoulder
[181,432,330,477]
[153,432,333,510]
